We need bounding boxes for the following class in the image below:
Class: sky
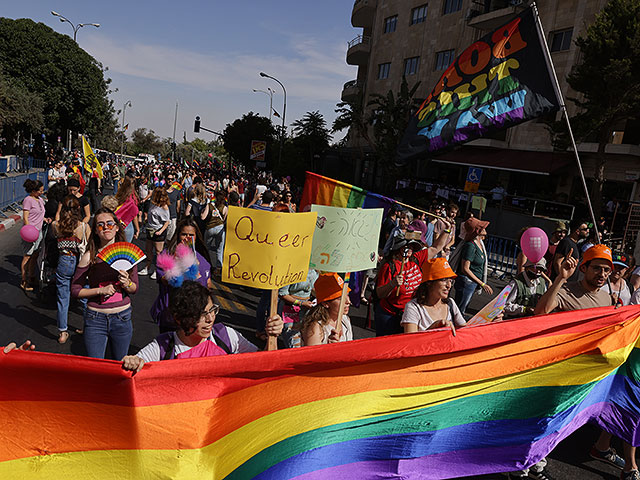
[4,1,358,144]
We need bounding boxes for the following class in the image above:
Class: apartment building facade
[342,0,640,205]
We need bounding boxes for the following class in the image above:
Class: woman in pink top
[21,179,46,292]
[114,177,140,242]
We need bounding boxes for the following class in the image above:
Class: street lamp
[252,88,275,122]
[51,11,100,42]
[259,72,287,169]
[120,100,132,158]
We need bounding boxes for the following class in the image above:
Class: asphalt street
[0,193,628,479]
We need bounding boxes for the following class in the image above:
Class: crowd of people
[7,150,640,480]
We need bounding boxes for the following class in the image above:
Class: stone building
[342,0,640,208]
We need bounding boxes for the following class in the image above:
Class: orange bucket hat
[315,273,350,303]
[581,244,613,268]
[421,258,458,282]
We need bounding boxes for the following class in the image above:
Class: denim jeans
[124,222,134,243]
[84,307,133,360]
[455,275,478,315]
[113,179,119,195]
[55,254,77,332]
[375,303,402,337]
[205,224,225,269]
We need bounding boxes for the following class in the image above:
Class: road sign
[464,166,483,193]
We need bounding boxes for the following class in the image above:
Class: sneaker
[528,468,556,480]
[138,268,148,276]
[622,470,640,480]
[590,446,626,469]
[150,271,156,280]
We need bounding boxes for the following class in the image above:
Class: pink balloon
[20,225,39,243]
[520,227,549,263]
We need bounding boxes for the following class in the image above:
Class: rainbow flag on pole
[2,306,640,479]
[300,171,395,212]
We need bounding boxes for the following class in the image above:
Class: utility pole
[172,101,178,163]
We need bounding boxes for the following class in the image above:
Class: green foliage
[0,17,118,149]
[126,128,163,156]
[222,112,277,167]
[333,94,373,148]
[367,77,421,185]
[290,110,332,172]
[0,71,44,132]
[549,0,640,214]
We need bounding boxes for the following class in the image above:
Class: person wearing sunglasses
[504,258,550,318]
[122,281,283,372]
[283,191,296,213]
[72,208,138,360]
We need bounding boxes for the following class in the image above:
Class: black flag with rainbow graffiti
[396,6,561,165]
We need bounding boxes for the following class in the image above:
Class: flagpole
[531,2,600,242]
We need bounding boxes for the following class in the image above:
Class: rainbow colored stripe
[171,181,183,190]
[1,306,640,479]
[300,171,395,212]
[97,241,145,269]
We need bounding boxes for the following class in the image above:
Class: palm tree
[291,111,332,170]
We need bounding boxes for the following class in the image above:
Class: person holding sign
[375,221,452,337]
[72,208,139,360]
[300,273,353,346]
[401,258,466,334]
[122,281,284,373]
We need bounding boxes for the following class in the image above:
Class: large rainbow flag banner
[2,306,640,479]
[300,171,395,212]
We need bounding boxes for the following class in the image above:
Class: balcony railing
[352,0,377,28]
[341,80,363,101]
[346,35,371,65]
[467,0,528,30]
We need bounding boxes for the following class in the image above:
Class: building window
[550,28,573,52]
[435,49,455,70]
[383,15,398,33]
[404,56,420,76]
[443,0,463,14]
[377,62,391,79]
[411,4,428,25]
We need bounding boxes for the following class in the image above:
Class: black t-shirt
[553,237,580,282]
[167,190,180,219]
[379,217,397,249]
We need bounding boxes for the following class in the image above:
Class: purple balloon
[520,227,549,263]
[20,224,39,243]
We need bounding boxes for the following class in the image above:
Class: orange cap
[314,273,350,303]
[421,258,457,282]
[581,244,613,268]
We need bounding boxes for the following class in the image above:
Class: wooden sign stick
[396,253,408,296]
[267,289,279,351]
[335,272,351,338]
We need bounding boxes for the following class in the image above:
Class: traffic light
[194,116,201,133]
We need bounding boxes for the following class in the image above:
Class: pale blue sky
[5,1,359,144]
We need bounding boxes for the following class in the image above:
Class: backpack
[156,323,232,360]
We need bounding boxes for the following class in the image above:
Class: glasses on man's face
[200,304,220,322]
[96,221,117,231]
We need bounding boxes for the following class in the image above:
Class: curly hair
[57,195,81,237]
[169,281,214,335]
[298,304,330,338]
[151,187,169,207]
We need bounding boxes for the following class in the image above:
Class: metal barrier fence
[485,235,519,279]
[0,172,48,216]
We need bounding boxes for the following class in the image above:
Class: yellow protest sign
[222,207,317,289]
[82,136,103,179]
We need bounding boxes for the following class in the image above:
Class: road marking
[210,282,249,314]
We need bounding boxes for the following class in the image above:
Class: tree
[333,94,374,149]
[222,112,277,168]
[291,111,332,171]
[0,18,118,150]
[127,128,163,156]
[0,71,44,135]
[367,77,421,188]
[549,0,640,215]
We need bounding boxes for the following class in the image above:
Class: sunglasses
[96,221,117,231]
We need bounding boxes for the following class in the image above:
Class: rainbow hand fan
[97,242,146,271]
[171,181,182,190]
